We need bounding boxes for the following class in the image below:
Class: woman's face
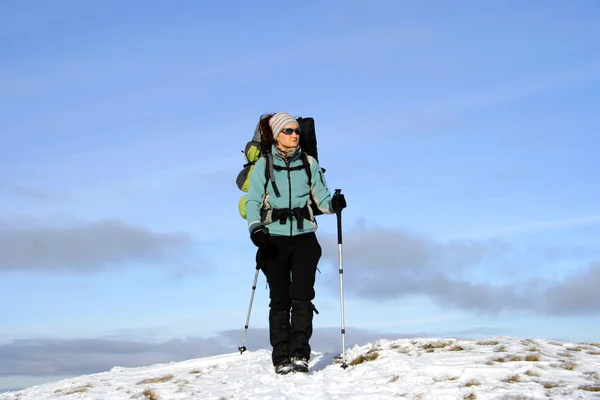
[276,122,301,149]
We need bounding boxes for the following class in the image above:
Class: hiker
[245,112,347,374]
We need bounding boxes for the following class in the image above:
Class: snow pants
[260,232,322,365]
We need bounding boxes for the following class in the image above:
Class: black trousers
[260,232,322,364]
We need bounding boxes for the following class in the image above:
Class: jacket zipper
[287,158,293,236]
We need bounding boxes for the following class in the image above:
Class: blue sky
[1,0,600,391]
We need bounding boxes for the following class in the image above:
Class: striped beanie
[269,112,298,141]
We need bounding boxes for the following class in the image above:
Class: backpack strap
[263,153,281,197]
[301,153,324,217]
[261,152,323,221]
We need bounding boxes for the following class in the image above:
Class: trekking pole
[335,189,348,369]
[238,261,261,354]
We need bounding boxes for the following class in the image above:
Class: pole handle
[334,189,343,244]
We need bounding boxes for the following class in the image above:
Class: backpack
[236,116,323,219]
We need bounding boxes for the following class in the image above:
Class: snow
[2,337,599,399]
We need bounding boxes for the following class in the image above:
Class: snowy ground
[2,336,599,399]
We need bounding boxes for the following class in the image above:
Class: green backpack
[236,117,322,219]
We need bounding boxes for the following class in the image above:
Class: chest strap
[262,206,312,230]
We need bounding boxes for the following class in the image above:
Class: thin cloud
[0,337,228,377]
[318,226,600,316]
[0,218,196,273]
[6,185,72,204]
[460,214,600,239]
[0,325,500,378]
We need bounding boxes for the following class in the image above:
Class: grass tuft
[390,375,400,382]
[422,341,450,350]
[503,374,521,383]
[524,369,540,377]
[525,354,541,362]
[349,350,379,366]
[542,381,560,389]
[476,340,499,346]
[137,374,174,385]
[63,383,93,395]
[463,393,477,400]
[449,345,465,351]
[587,351,600,356]
[143,388,160,400]
[188,369,202,375]
[495,345,508,352]
[560,360,578,371]
[464,379,481,387]
[579,385,600,392]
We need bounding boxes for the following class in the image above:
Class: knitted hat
[269,112,298,141]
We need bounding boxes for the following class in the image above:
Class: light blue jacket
[246,145,334,236]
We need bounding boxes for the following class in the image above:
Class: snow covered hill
[2,337,599,399]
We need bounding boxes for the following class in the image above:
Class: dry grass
[503,374,522,383]
[527,346,539,352]
[449,345,465,352]
[495,345,508,352]
[587,351,600,356]
[477,340,499,346]
[579,385,600,392]
[509,354,523,362]
[541,381,560,389]
[559,360,578,371]
[525,354,541,362]
[492,356,507,363]
[464,379,481,387]
[557,351,573,358]
[389,375,400,382]
[349,349,379,366]
[62,383,93,395]
[582,371,599,380]
[137,374,174,385]
[422,341,451,350]
[567,346,585,352]
[524,369,541,377]
[143,388,160,400]
[521,339,539,346]
[464,393,477,400]
[548,340,563,346]
[188,369,202,375]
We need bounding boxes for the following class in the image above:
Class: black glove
[250,227,269,248]
[332,192,347,212]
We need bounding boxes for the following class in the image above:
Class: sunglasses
[281,128,301,135]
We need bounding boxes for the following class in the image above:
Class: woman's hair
[259,113,275,146]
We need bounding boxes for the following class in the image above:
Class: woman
[245,112,346,374]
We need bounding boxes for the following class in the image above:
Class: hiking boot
[274,358,293,375]
[290,354,309,373]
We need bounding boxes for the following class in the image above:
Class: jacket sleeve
[310,157,335,214]
[246,157,267,234]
